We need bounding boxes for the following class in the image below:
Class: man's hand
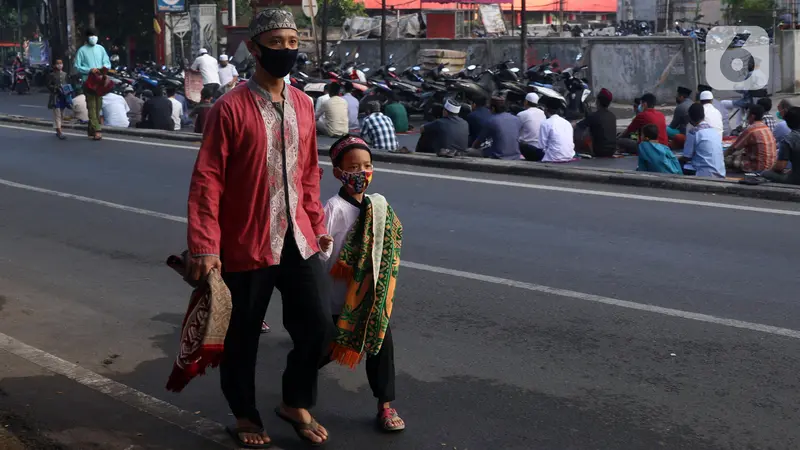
[319,235,334,253]
[188,255,222,281]
[90,68,99,75]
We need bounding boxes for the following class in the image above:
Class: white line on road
[18,104,45,109]
[0,331,242,449]
[2,124,799,217]
[3,176,800,342]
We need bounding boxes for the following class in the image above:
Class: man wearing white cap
[517,93,546,159]
[698,90,724,137]
[417,98,469,155]
[190,47,221,95]
[218,54,239,95]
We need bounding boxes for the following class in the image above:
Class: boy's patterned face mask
[339,170,373,194]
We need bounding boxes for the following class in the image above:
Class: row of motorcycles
[288,50,594,122]
[1,65,50,94]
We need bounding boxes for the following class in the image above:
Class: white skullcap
[444,99,461,114]
[699,90,714,101]
[199,48,208,55]
[526,92,540,104]
[219,54,229,61]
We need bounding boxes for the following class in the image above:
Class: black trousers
[520,142,545,161]
[220,233,335,427]
[321,316,396,404]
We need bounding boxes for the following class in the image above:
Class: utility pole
[88,0,95,28]
[380,0,387,67]
[664,0,670,33]
[520,0,526,66]
[229,0,236,26]
[320,0,329,69]
[65,0,75,70]
[558,0,564,32]
[17,0,23,56]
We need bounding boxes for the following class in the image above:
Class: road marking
[0,331,244,449]
[18,104,45,109]
[3,177,800,341]
[2,123,799,217]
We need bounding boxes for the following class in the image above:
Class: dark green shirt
[384,102,409,133]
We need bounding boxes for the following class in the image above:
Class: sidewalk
[0,349,228,450]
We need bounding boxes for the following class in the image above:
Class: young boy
[637,124,682,175]
[47,59,69,140]
[321,135,405,432]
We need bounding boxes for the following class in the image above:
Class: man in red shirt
[618,93,668,155]
[187,9,334,448]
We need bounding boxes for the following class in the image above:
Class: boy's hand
[319,235,334,253]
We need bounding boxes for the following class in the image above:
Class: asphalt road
[2,124,800,450]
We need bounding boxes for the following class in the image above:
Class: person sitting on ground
[416,98,469,155]
[342,82,360,130]
[383,93,409,133]
[618,93,668,155]
[534,96,576,162]
[466,96,492,145]
[667,86,694,149]
[697,84,730,136]
[697,90,723,137]
[190,85,216,134]
[757,98,778,135]
[637,124,682,174]
[175,90,192,127]
[680,103,726,178]
[70,88,89,124]
[772,99,792,144]
[633,97,641,116]
[517,93,547,160]
[123,86,144,127]
[471,96,522,160]
[166,86,183,131]
[762,106,800,185]
[316,82,349,137]
[724,104,776,173]
[359,100,398,152]
[575,88,617,157]
[137,86,174,131]
[101,90,130,128]
[315,84,331,117]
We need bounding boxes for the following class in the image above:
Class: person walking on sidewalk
[74,28,111,140]
[187,9,334,448]
[47,59,68,140]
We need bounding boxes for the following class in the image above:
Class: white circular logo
[730,58,743,72]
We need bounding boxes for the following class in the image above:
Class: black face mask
[254,43,298,79]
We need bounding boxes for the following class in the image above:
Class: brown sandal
[275,407,328,446]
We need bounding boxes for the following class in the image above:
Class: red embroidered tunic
[188,81,326,272]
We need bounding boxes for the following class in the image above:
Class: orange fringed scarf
[329,194,402,368]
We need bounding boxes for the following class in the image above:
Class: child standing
[321,135,406,432]
[47,59,69,140]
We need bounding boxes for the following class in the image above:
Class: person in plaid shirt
[757,98,778,135]
[724,104,777,172]
[360,101,399,152]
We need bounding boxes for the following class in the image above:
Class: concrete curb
[4,113,800,204]
[0,114,201,143]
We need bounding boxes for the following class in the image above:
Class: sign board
[479,4,507,35]
[185,70,204,103]
[167,13,190,35]
[157,0,186,13]
[302,0,318,18]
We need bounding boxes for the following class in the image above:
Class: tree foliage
[722,0,776,27]
[319,0,365,27]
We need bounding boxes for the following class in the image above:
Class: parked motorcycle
[14,67,30,94]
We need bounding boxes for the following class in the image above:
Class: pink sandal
[377,408,405,432]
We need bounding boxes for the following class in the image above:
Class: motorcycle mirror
[510,67,520,73]
[388,67,396,72]
[162,65,167,70]
[299,71,308,77]
[345,51,351,57]
[389,53,394,59]
[355,53,360,59]
[363,67,370,73]
[576,52,582,60]
[442,67,450,73]
[412,66,420,71]
[328,51,334,57]
[467,64,476,70]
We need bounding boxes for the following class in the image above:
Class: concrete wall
[339,37,699,103]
